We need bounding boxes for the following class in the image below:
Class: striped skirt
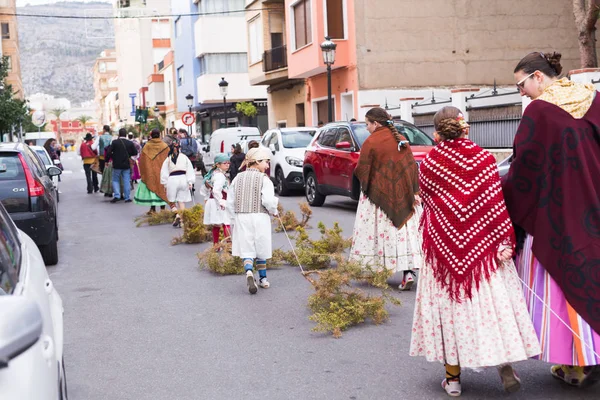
[517,234,600,366]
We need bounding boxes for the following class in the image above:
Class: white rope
[276,215,305,274]
[510,267,600,361]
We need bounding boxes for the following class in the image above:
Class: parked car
[30,145,60,202]
[497,154,512,177]
[204,127,262,166]
[0,201,67,399]
[303,121,435,206]
[260,127,316,195]
[0,142,62,265]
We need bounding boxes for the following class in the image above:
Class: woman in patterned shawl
[411,106,541,397]
[504,51,600,387]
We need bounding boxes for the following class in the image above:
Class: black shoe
[94,188,100,193]
[104,193,111,197]
[124,199,132,203]
[87,192,93,194]
[110,198,121,203]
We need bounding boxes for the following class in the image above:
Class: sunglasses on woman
[516,72,535,90]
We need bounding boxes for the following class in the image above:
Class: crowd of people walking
[74,51,599,397]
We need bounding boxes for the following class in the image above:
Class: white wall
[163,65,175,106]
[196,73,267,104]
[147,81,165,107]
[195,16,247,57]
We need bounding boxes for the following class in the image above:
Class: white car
[0,202,67,399]
[260,127,316,196]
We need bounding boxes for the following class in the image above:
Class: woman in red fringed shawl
[410,106,541,397]
[350,107,423,290]
[504,51,600,387]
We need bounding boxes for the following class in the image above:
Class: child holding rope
[226,147,279,294]
[201,153,231,248]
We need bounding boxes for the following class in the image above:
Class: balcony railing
[263,46,287,72]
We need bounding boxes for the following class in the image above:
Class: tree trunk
[573,0,600,68]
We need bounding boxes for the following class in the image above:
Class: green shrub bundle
[286,222,352,270]
[305,256,400,338]
[198,243,288,275]
[273,202,313,232]
[171,204,212,245]
[134,210,176,227]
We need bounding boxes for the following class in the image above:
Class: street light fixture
[218,77,229,128]
[320,36,337,123]
[185,94,194,136]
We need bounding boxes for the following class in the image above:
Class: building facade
[113,0,172,126]
[92,49,118,126]
[194,0,269,140]
[0,0,22,99]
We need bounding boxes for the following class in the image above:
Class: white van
[204,127,261,166]
[24,132,57,147]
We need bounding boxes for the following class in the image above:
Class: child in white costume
[201,153,231,246]
[226,147,279,294]
[160,140,196,227]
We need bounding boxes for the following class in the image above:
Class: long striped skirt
[517,234,600,366]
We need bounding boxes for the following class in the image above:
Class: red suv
[303,121,435,206]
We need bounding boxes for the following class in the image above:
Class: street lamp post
[218,77,229,128]
[320,36,337,123]
[185,93,194,137]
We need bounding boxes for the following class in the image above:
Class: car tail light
[18,153,45,197]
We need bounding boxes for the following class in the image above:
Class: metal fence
[263,46,287,72]
[415,117,521,148]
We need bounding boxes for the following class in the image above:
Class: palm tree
[50,107,66,143]
[75,115,93,130]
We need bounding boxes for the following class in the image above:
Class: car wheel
[41,228,59,266]
[59,357,68,400]
[276,168,291,196]
[305,172,325,206]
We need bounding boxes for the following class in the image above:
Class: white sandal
[442,372,462,397]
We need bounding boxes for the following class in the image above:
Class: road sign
[182,112,195,126]
[32,110,46,127]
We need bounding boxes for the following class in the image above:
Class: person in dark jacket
[106,128,138,203]
[229,143,245,181]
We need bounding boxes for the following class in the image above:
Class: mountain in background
[18,1,114,105]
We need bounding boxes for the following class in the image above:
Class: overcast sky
[17,0,111,6]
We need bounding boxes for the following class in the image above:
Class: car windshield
[34,149,51,165]
[350,123,434,147]
[281,130,315,148]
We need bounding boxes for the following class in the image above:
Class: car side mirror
[0,297,43,369]
[47,166,62,177]
[335,141,352,150]
[269,144,276,154]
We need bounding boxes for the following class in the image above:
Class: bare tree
[573,0,600,68]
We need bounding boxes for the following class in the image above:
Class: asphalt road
[48,151,600,400]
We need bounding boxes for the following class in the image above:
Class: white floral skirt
[349,193,423,273]
[409,259,541,368]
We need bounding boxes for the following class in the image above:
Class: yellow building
[0,0,22,99]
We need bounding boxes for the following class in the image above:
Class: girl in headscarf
[226,147,279,295]
[201,153,231,247]
[505,51,600,386]
[160,139,196,228]
[411,106,541,397]
[350,107,422,290]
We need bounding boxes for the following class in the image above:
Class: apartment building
[0,0,22,99]
[194,0,268,138]
[114,0,172,125]
[93,49,118,126]
[250,0,600,128]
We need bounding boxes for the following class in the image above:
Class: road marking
[61,170,73,174]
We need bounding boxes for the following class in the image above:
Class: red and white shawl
[419,138,515,301]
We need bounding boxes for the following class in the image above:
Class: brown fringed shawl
[420,138,515,301]
[354,126,419,229]
[503,95,600,334]
[139,138,170,203]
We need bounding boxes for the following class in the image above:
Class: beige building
[246,0,306,128]
[93,49,118,126]
[0,0,22,99]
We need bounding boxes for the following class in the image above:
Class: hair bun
[545,51,562,75]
